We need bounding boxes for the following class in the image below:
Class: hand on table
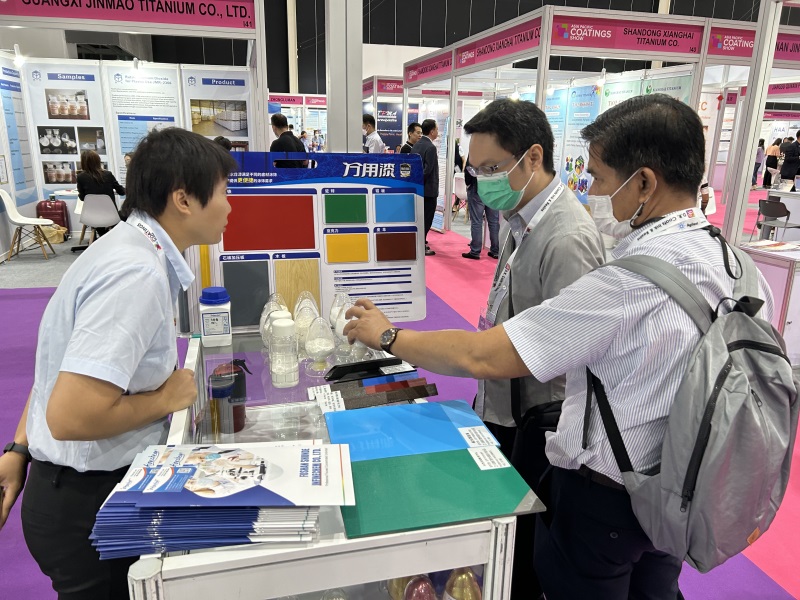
[344,299,394,350]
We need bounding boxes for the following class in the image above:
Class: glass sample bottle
[305,317,336,375]
[270,318,299,389]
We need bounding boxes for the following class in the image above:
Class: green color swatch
[341,449,542,538]
[324,194,368,224]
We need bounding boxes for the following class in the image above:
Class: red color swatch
[224,194,316,251]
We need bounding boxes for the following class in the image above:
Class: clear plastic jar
[270,318,299,388]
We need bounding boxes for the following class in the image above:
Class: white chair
[0,189,55,261]
[79,194,120,245]
[453,173,469,223]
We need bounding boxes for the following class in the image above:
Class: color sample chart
[220,153,426,325]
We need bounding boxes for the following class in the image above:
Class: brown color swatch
[375,232,417,262]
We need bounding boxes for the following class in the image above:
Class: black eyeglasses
[466,153,523,177]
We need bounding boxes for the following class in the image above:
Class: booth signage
[269,94,303,106]
[363,80,374,96]
[551,17,703,54]
[377,79,404,94]
[743,81,800,97]
[726,92,739,105]
[764,111,800,120]
[419,90,483,97]
[708,27,755,58]
[775,32,800,62]
[0,0,255,30]
[404,52,452,84]
[456,18,541,70]
[305,96,327,106]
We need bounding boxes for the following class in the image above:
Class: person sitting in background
[77,150,125,238]
[213,136,232,151]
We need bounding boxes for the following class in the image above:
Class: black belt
[577,464,626,492]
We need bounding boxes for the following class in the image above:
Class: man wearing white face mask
[362,114,385,154]
[342,94,775,599]
[461,98,604,599]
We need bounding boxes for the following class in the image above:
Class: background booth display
[267,94,327,150]
[183,66,252,151]
[180,152,428,335]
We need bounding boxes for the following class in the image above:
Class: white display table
[128,336,542,600]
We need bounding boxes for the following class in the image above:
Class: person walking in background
[362,114,386,154]
[461,154,500,260]
[412,119,440,256]
[764,137,781,189]
[401,122,422,154]
[752,139,765,190]
[270,114,307,168]
[300,131,311,152]
[779,131,800,188]
[77,150,126,238]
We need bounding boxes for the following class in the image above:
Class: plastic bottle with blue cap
[199,286,232,347]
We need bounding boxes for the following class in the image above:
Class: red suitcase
[36,200,72,240]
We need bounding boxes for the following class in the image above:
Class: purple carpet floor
[0,287,795,599]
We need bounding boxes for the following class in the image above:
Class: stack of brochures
[90,442,355,559]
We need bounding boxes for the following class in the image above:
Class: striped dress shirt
[503,221,774,483]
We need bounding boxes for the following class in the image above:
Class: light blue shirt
[27,210,194,471]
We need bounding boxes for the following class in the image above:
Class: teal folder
[341,448,545,538]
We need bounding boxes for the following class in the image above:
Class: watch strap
[4,442,32,462]
[381,327,403,353]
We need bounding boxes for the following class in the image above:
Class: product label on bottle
[317,391,345,413]
[468,446,510,471]
[458,426,498,448]
[202,311,231,336]
[307,384,332,400]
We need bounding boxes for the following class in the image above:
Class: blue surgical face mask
[476,151,535,211]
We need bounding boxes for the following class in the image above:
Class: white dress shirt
[503,215,774,483]
[364,130,386,154]
[27,210,194,472]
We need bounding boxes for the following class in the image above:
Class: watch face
[380,328,396,349]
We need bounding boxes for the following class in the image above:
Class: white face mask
[362,128,368,136]
[587,169,656,239]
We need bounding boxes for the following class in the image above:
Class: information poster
[104,63,182,183]
[600,79,641,112]
[376,102,403,152]
[644,74,693,104]
[561,85,601,203]
[0,57,36,206]
[698,92,721,178]
[24,60,108,198]
[544,88,568,175]
[218,152,426,326]
[182,67,251,151]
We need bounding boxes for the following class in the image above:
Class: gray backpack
[586,242,799,573]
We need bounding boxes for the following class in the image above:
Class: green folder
[341,448,545,538]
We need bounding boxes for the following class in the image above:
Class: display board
[376,102,403,152]
[698,92,722,178]
[218,152,426,325]
[104,62,183,183]
[0,57,36,207]
[183,67,251,151]
[561,85,601,204]
[24,60,109,198]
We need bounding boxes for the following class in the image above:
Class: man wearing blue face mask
[462,98,605,599]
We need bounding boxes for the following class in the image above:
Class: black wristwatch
[380,327,403,354]
[3,442,32,462]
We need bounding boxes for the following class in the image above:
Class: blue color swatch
[374,193,416,223]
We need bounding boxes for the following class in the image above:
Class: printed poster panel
[643,74,693,105]
[24,60,110,201]
[376,102,403,153]
[599,79,641,112]
[182,67,251,151]
[543,89,568,179]
[561,85,601,204]
[104,62,182,184]
[698,92,721,179]
[0,57,36,208]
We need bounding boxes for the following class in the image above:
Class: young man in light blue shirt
[0,127,237,599]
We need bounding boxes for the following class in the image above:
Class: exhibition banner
[418,90,483,97]
[455,18,541,71]
[0,57,37,206]
[0,0,256,30]
[544,88,568,179]
[775,33,800,63]
[377,79,403,95]
[708,27,755,59]
[552,17,703,55]
[698,92,721,177]
[742,81,800,97]
[183,67,251,150]
[305,96,326,107]
[25,60,109,198]
[644,74,692,104]
[269,94,303,106]
[104,63,182,182]
[599,79,641,112]
[404,51,453,85]
[363,80,374,97]
[764,111,800,120]
[561,85,601,203]
[376,102,403,152]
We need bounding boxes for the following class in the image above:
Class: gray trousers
[467,185,500,255]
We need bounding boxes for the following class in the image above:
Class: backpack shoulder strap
[730,246,759,299]
[605,255,714,334]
